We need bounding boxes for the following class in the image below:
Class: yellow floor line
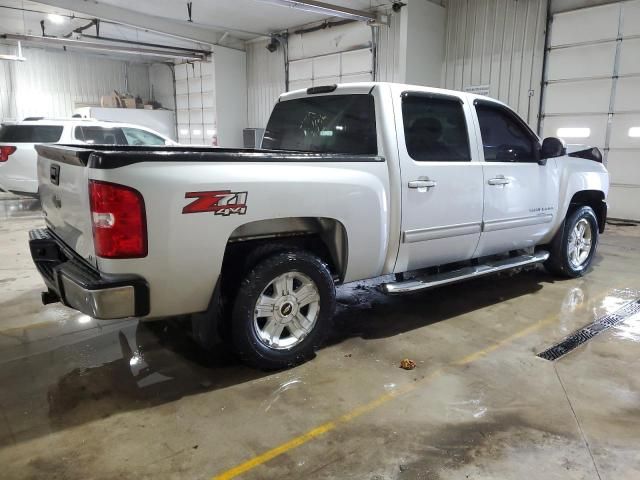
[212,290,609,480]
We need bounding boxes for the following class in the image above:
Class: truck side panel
[91,161,390,318]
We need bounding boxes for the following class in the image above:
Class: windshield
[0,125,63,143]
[262,94,377,155]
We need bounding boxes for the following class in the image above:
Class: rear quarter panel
[91,160,390,318]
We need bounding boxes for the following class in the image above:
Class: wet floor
[0,195,639,479]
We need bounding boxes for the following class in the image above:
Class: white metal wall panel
[0,46,150,121]
[443,0,547,127]
[246,38,286,128]
[0,46,14,121]
[376,6,402,83]
[542,0,640,220]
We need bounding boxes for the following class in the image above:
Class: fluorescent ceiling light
[557,127,591,138]
[48,13,66,24]
[629,127,640,138]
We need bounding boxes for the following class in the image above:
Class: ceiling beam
[256,0,377,23]
[31,0,221,46]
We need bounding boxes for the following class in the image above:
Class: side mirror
[540,137,566,162]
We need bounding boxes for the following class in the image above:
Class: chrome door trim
[482,213,553,232]
[403,221,482,243]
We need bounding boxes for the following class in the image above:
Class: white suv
[0,118,177,196]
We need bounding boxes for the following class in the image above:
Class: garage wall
[0,46,150,122]
[541,0,640,220]
[246,38,286,128]
[214,46,247,148]
[443,0,547,127]
[376,6,403,83]
[0,46,14,120]
[149,63,176,111]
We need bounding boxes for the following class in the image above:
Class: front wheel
[231,250,336,370]
[545,206,599,278]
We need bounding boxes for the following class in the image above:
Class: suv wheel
[545,206,599,278]
[231,250,336,370]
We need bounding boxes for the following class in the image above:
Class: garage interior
[1,0,639,479]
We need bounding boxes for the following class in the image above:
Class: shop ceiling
[0,0,392,62]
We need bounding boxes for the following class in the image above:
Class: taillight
[89,180,147,258]
[0,146,16,162]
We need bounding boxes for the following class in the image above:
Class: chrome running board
[381,251,549,295]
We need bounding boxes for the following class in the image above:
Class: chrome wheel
[567,218,593,269]
[253,272,321,350]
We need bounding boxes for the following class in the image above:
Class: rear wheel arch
[223,217,349,282]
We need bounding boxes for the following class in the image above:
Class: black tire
[545,206,599,278]
[231,250,336,370]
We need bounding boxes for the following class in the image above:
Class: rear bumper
[29,228,150,319]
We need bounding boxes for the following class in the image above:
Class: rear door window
[75,126,127,145]
[401,93,471,162]
[262,94,377,154]
[0,125,63,143]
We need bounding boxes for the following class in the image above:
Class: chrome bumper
[29,228,149,320]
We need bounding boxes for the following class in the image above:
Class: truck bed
[35,144,384,169]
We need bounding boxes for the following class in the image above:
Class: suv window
[262,94,377,155]
[401,93,471,162]
[0,125,63,143]
[75,126,127,145]
[475,103,539,162]
[123,128,166,146]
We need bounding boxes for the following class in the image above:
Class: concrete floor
[0,191,639,480]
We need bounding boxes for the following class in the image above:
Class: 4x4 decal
[182,190,248,216]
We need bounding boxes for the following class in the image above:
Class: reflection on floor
[0,195,639,479]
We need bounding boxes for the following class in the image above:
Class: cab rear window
[262,94,377,155]
[0,125,63,143]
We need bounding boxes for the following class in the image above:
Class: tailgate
[35,145,97,267]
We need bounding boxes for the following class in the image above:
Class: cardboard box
[100,95,120,108]
[123,98,137,109]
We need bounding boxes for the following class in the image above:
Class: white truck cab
[29,82,608,369]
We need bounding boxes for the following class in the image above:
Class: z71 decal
[182,190,248,216]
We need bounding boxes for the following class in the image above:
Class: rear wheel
[231,250,336,370]
[545,206,599,278]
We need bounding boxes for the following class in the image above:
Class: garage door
[287,22,373,91]
[541,0,640,221]
[175,61,216,145]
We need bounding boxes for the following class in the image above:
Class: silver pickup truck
[29,82,609,369]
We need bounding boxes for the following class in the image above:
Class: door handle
[408,179,437,190]
[488,175,510,186]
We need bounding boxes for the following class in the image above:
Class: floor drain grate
[537,298,640,361]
